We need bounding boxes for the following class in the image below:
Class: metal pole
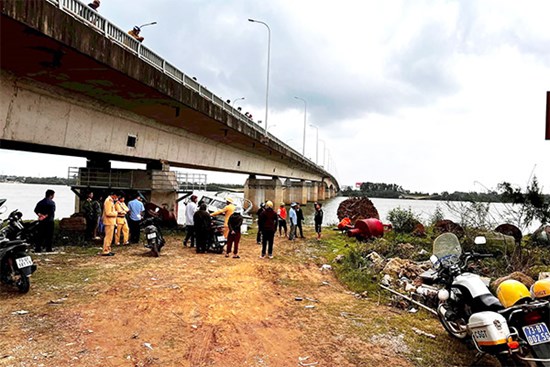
[379,284,438,315]
[248,19,271,137]
[294,96,307,155]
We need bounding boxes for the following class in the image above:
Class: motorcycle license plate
[217,236,225,242]
[523,323,550,346]
[16,256,33,269]
[147,233,157,239]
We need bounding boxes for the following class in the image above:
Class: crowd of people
[32,189,324,259]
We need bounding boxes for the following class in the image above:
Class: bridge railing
[45,0,323,175]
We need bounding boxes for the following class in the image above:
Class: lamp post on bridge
[309,123,319,165]
[248,18,271,137]
[294,96,307,156]
[232,97,245,108]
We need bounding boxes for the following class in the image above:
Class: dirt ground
[0,228,498,367]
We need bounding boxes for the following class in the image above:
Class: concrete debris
[11,310,29,315]
[381,274,392,287]
[418,249,429,256]
[397,243,414,251]
[408,308,418,313]
[366,251,385,272]
[143,343,153,350]
[319,264,332,272]
[382,258,424,279]
[333,254,345,263]
[49,297,68,304]
[412,327,436,339]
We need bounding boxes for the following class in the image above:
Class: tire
[497,354,537,367]
[437,303,468,339]
[151,242,160,257]
[15,269,30,294]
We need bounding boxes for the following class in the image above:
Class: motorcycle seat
[473,293,504,312]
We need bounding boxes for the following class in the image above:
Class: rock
[319,264,332,272]
[418,249,429,256]
[532,225,550,246]
[397,243,414,251]
[492,271,535,291]
[333,254,345,264]
[382,258,424,280]
[434,220,464,236]
[380,274,392,286]
[59,216,86,232]
[336,197,380,224]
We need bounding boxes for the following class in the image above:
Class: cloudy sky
[2,0,550,194]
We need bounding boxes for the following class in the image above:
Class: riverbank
[0,228,502,366]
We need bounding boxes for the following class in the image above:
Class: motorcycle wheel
[15,269,30,294]
[151,242,160,257]
[497,354,537,367]
[437,303,468,339]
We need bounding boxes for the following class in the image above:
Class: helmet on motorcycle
[496,280,531,308]
[531,278,550,299]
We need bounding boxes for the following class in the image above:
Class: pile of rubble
[337,197,379,224]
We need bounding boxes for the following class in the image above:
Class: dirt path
[0,229,495,367]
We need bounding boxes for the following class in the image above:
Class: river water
[0,182,535,232]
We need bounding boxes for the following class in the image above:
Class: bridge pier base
[308,182,319,203]
[283,179,308,205]
[244,176,284,211]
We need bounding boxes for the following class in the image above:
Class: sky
[2,0,550,194]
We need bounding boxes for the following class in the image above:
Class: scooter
[0,199,37,293]
[206,223,226,254]
[140,215,165,257]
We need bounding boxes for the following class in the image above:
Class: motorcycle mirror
[430,254,438,264]
[474,236,487,245]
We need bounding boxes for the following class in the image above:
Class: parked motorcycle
[416,233,524,364]
[206,223,226,254]
[0,199,37,293]
[496,279,550,366]
[141,214,165,257]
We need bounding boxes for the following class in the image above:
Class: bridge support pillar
[317,183,327,201]
[244,175,284,211]
[148,161,179,216]
[308,182,319,203]
[283,179,308,205]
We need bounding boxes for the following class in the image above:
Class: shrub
[387,207,421,233]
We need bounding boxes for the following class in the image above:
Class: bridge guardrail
[44,0,326,176]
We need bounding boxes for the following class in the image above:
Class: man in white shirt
[183,195,198,247]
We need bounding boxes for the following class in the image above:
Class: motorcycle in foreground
[141,214,165,257]
[0,199,37,293]
[206,223,226,254]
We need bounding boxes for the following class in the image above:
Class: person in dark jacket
[258,200,278,259]
[256,202,265,244]
[295,203,305,238]
[226,208,244,258]
[82,191,99,241]
[193,203,211,254]
[314,202,324,240]
[34,189,56,252]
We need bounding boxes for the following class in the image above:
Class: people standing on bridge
[193,203,211,254]
[183,195,198,247]
[226,208,243,259]
[277,203,287,238]
[288,203,298,241]
[127,195,144,244]
[82,191,99,241]
[296,203,305,238]
[101,191,119,256]
[128,26,145,42]
[34,189,56,253]
[314,202,324,240]
[256,202,265,245]
[87,0,100,10]
[259,201,277,259]
[210,198,236,238]
[115,194,130,246]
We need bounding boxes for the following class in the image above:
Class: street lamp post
[294,96,307,155]
[309,124,319,165]
[248,18,271,137]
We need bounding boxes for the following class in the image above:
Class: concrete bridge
[0,0,339,211]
